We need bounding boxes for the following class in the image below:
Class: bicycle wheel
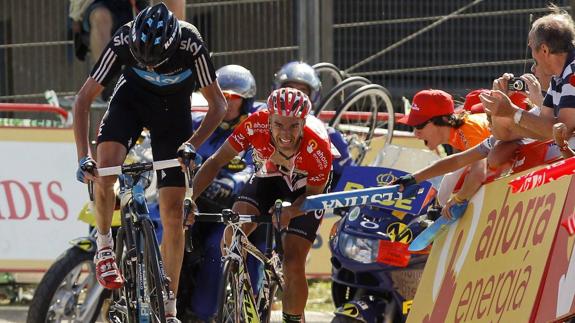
[216,259,241,323]
[258,273,281,323]
[312,62,344,98]
[109,227,138,323]
[142,218,169,323]
[314,76,372,118]
[27,247,104,323]
[330,84,394,165]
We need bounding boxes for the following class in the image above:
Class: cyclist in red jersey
[192,87,333,322]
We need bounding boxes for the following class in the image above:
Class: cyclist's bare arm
[192,141,238,200]
[73,77,104,161]
[187,82,227,149]
[279,182,327,220]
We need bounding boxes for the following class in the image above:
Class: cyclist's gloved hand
[392,174,416,192]
[76,156,96,184]
[204,177,235,201]
[177,142,202,170]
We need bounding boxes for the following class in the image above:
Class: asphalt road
[0,306,334,323]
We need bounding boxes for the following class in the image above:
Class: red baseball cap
[397,89,454,126]
[463,89,490,112]
[468,91,529,114]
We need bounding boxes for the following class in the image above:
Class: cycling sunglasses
[414,119,431,130]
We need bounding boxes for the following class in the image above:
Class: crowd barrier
[407,141,575,322]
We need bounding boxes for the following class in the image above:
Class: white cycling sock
[164,293,177,316]
[96,229,114,250]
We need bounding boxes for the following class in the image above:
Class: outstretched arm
[192,141,238,200]
[412,147,486,184]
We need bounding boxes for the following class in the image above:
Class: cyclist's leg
[93,79,142,289]
[148,91,193,320]
[158,187,186,304]
[281,233,313,318]
[281,190,326,320]
[94,142,126,235]
[189,223,225,320]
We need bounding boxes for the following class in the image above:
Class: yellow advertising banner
[407,171,570,323]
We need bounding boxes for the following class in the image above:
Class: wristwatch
[513,109,523,125]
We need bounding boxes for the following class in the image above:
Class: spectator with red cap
[394,89,490,218]
[397,89,490,153]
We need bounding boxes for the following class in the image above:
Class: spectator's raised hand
[553,122,570,148]
[520,73,543,108]
[479,90,515,119]
[492,73,514,94]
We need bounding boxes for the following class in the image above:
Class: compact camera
[507,78,526,92]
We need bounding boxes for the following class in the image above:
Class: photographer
[482,5,575,142]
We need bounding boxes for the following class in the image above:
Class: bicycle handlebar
[97,159,181,177]
[195,210,272,224]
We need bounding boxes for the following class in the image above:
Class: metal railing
[1,0,573,109]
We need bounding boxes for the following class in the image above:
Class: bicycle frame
[117,173,171,322]
[196,210,284,323]
[99,159,181,323]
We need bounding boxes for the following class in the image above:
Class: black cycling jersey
[90,21,216,95]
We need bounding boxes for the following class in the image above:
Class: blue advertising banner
[333,166,434,215]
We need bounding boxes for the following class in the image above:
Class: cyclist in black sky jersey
[72,3,226,322]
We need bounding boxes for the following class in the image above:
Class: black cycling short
[236,174,330,243]
[97,77,192,188]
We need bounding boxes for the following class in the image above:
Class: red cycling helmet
[266,87,311,119]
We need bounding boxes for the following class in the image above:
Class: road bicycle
[193,201,286,323]
[93,158,182,323]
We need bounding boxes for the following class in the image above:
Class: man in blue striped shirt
[480,5,575,142]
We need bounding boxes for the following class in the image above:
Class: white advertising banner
[0,128,86,271]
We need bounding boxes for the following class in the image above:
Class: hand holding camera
[507,77,527,92]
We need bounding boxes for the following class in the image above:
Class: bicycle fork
[238,261,261,323]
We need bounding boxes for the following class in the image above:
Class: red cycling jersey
[227,110,333,190]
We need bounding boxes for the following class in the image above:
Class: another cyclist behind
[192,87,333,323]
[183,64,265,321]
[274,61,353,184]
[73,4,226,322]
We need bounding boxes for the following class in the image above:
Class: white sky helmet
[273,61,321,103]
[216,64,257,99]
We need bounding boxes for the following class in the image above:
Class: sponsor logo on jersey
[312,149,329,169]
[309,173,326,183]
[132,68,192,86]
[179,38,202,55]
[231,133,246,149]
[113,32,129,47]
[245,122,254,136]
[306,139,318,153]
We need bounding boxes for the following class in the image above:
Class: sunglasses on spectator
[223,92,242,100]
[414,120,431,130]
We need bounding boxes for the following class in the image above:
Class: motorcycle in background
[26,132,159,323]
[327,166,438,323]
